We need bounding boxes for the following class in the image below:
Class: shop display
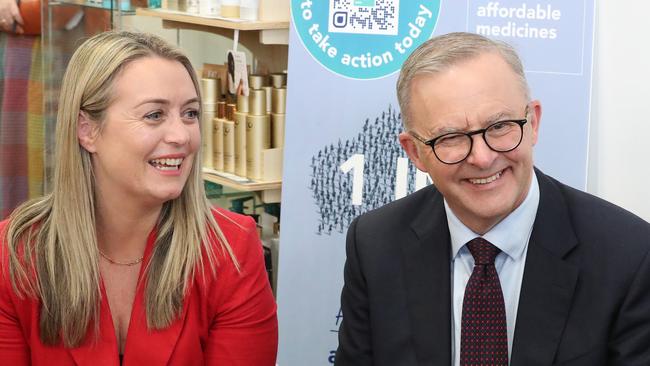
[246,86,270,180]
[212,101,226,171]
[223,104,236,173]
[200,77,220,168]
[234,95,249,176]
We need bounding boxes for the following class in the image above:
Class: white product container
[200,0,221,16]
[240,0,259,20]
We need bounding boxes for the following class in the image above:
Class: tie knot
[466,237,500,265]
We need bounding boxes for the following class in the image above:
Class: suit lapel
[122,231,189,366]
[70,228,188,365]
[122,283,189,365]
[510,171,579,366]
[401,187,452,365]
[68,289,121,366]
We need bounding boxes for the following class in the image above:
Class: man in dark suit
[335,32,650,366]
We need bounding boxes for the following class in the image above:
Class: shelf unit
[51,0,136,14]
[135,8,290,45]
[202,168,281,192]
[136,8,289,30]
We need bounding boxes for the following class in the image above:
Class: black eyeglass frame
[408,106,530,165]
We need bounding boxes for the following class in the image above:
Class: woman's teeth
[469,170,502,185]
[149,158,183,170]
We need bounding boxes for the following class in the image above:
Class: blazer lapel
[401,187,452,365]
[68,285,121,366]
[69,228,187,366]
[510,171,579,366]
[122,286,189,365]
[122,232,189,366]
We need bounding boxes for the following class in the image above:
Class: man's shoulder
[539,172,650,247]
[352,185,442,236]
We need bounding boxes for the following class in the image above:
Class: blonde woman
[0,31,277,365]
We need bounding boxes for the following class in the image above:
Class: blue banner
[278,1,595,364]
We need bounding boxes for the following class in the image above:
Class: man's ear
[528,100,542,146]
[77,112,98,153]
[398,132,428,172]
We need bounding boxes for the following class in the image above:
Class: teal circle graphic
[291,0,441,80]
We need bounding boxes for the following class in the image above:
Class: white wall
[588,1,650,221]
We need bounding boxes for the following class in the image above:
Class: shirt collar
[445,171,540,261]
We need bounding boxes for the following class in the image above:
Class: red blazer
[0,208,278,365]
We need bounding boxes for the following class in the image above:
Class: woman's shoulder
[0,218,12,273]
[0,218,34,320]
[207,207,261,265]
[210,207,257,236]
[0,217,9,241]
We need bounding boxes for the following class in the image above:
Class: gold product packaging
[223,104,236,173]
[201,64,228,99]
[234,94,249,176]
[221,4,240,18]
[201,106,216,168]
[248,88,267,116]
[223,120,235,173]
[271,113,285,148]
[200,77,220,104]
[212,101,226,171]
[246,114,271,180]
[271,87,287,114]
[226,103,236,119]
[269,73,287,88]
[236,92,250,113]
[262,147,283,181]
[263,86,273,114]
[248,74,268,90]
[200,78,220,168]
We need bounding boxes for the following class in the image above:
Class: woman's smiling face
[82,56,201,208]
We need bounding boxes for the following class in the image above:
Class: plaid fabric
[0,33,43,219]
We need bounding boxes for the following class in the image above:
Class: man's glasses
[409,106,529,165]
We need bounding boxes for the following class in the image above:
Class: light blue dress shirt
[446,173,540,366]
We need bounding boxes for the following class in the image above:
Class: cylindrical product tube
[246,114,271,180]
[200,78,220,104]
[271,113,285,148]
[185,0,199,13]
[217,101,226,118]
[200,0,221,16]
[226,103,236,121]
[212,118,224,171]
[212,101,226,171]
[240,0,258,20]
[263,86,272,114]
[236,93,249,113]
[269,73,287,88]
[271,87,287,114]
[221,0,240,18]
[234,110,247,176]
[223,120,235,173]
[248,74,268,90]
[201,106,216,168]
[248,88,267,116]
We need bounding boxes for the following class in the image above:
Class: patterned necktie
[460,237,508,366]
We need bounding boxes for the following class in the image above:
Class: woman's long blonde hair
[3,31,237,347]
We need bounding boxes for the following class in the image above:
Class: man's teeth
[149,158,183,170]
[469,171,502,185]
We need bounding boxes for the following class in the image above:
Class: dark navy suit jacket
[335,169,650,366]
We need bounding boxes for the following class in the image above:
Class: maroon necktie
[460,237,508,366]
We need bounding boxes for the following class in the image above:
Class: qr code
[328,0,400,36]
